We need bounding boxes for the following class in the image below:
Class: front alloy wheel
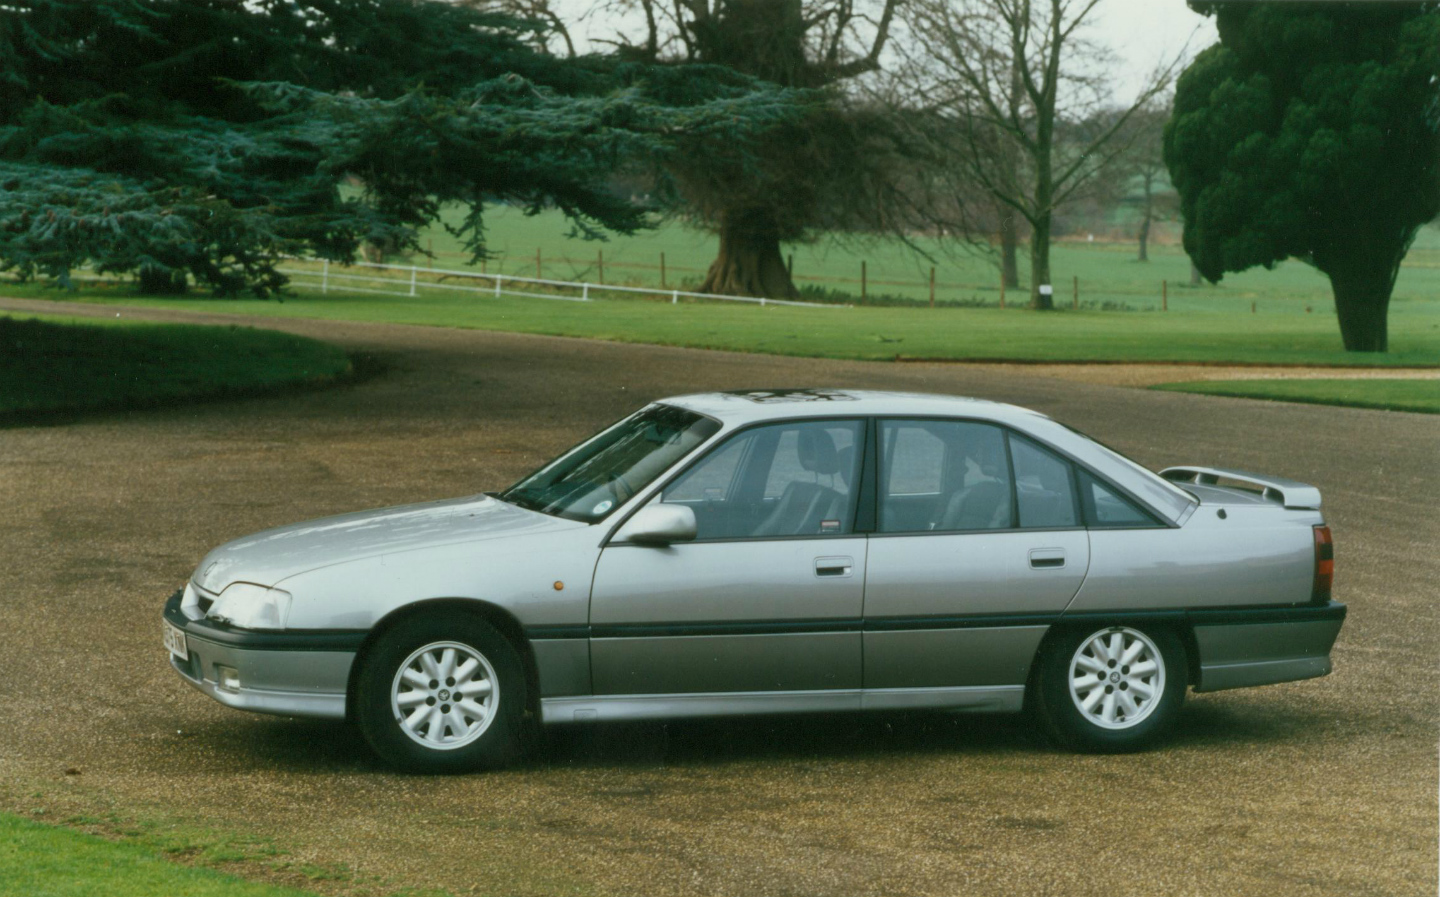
[391,641,499,750]
[1034,624,1186,752]
[356,614,528,772]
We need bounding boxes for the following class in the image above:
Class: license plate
[164,621,188,660]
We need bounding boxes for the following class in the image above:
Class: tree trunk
[1029,215,1053,310]
[699,208,798,299]
[1190,261,1202,286]
[1329,264,1395,352]
[137,265,187,295]
[1138,175,1153,262]
[999,211,1020,288]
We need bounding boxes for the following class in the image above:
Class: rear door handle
[815,556,853,578]
[1029,548,1065,569]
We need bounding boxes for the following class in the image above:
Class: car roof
[659,389,1047,427]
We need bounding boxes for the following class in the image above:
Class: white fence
[276,259,848,309]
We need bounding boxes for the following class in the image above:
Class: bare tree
[480,0,579,57]
[897,0,1183,308]
[583,0,902,298]
[1124,102,1173,262]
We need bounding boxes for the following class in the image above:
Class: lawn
[421,206,1440,316]
[1152,378,1440,414]
[4,213,1438,366]
[0,813,325,897]
[15,277,1439,366]
[0,314,352,420]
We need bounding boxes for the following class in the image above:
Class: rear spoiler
[1160,466,1322,510]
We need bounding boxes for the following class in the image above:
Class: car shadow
[534,710,1043,769]
[213,696,1350,774]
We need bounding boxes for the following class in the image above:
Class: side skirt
[539,685,1024,724]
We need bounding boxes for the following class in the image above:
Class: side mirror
[617,504,697,546]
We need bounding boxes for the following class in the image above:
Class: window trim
[1076,467,1166,528]
[1007,430,1084,531]
[875,417,1015,536]
[870,414,1174,536]
[604,415,869,546]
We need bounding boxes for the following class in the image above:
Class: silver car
[162,389,1344,770]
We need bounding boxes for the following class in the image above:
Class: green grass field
[0,314,352,420]
[15,274,1438,366]
[0,813,326,897]
[424,206,1440,316]
[5,212,1437,370]
[1152,378,1440,414]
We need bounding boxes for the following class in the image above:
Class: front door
[589,418,866,696]
[862,419,1090,692]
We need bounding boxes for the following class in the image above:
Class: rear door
[862,419,1090,691]
[589,418,867,696]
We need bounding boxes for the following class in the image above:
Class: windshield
[498,404,721,523]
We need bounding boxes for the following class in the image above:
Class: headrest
[835,445,855,484]
[798,428,839,475]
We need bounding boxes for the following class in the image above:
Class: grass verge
[1151,378,1440,413]
[8,279,1440,366]
[0,314,352,422]
[0,812,328,897]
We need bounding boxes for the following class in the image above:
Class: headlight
[207,583,292,631]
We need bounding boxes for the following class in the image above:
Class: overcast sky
[554,0,1218,107]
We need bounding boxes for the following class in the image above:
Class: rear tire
[1033,624,1186,753]
[355,613,529,773]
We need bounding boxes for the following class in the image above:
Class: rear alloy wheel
[356,614,528,772]
[1034,625,1186,752]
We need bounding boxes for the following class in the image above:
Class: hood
[193,494,583,592]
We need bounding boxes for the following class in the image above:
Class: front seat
[752,429,847,536]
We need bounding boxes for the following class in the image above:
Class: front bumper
[163,590,365,720]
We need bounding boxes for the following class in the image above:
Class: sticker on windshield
[592,499,614,515]
[819,519,841,533]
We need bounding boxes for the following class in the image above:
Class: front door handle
[1029,548,1066,569]
[815,556,853,578]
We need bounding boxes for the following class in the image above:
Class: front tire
[355,613,529,772]
[1033,624,1186,752]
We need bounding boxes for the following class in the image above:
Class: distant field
[1152,378,1440,414]
[417,206,1440,315]
[4,214,1437,366]
[12,279,1438,366]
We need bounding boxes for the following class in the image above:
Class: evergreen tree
[1166,2,1440,351]
[0,0,805,295]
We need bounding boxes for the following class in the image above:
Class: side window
[880,420,1012,533]
[1009,435,1078,529]
[662,420,862,540]
[1078,470,1156,527]
[664,434,748,502]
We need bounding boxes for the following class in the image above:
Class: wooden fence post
[660,252,667,288]
[321,259,329,294]
[1072,275,1078,310]
[1252,300,1257,314]
[1162,280,1168,311]
[598,250,604,285]
[535,248,541,279]
[999,273,1005,309]
[929,267,936,308]
[861,260,867,302]
[427,238,433,268]
[409,265,418,297]
[787,254,793,277]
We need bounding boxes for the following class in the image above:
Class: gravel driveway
[1,298,1435,897]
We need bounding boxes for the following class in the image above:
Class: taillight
[1313,525,1334,603]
